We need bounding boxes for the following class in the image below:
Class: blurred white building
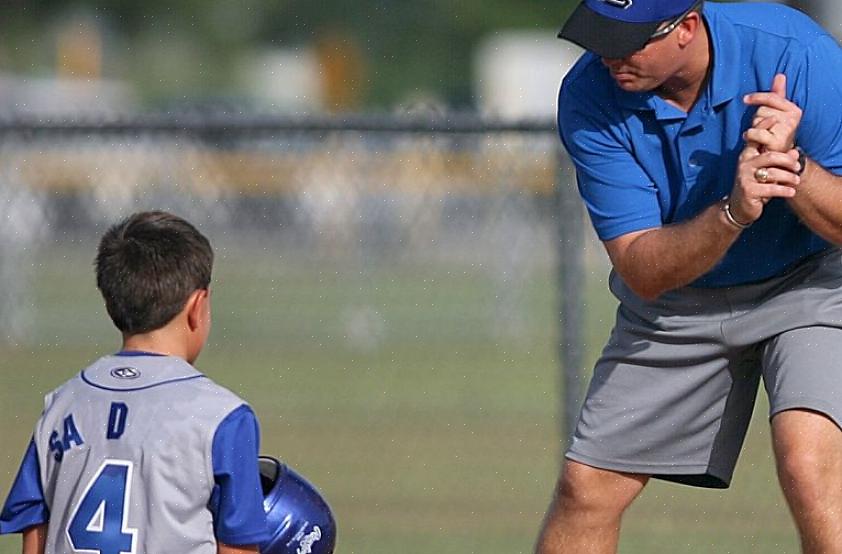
[239,48,324,113]
[473,31,583,119]
[0,74,136,117]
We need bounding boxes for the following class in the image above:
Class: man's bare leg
[773,409,842,554]
[535,460,649,554]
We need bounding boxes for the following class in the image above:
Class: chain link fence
[0,113,588,442]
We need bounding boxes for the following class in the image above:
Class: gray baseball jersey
[0,352,270,552]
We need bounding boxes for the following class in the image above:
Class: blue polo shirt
[559,2,842,287]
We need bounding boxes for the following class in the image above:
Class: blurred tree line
[0,0,579,110]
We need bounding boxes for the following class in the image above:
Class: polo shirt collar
[614,87,656,113]
[614,88,688,122]
[612,5,740,115]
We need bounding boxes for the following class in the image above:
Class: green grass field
[0,242,798,553]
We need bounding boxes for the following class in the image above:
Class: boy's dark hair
[96,211,213,334]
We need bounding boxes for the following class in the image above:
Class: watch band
[795,146,807,176]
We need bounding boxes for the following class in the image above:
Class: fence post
[0,170,43,342]
[555,146,585,450]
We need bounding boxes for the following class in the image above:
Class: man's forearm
[787,158,842,245]
[743,74,842,244]
[609,201,742,300]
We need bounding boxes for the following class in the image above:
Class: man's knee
[775,442,842,508]
[776,447,827,500]
[554,460,648,518]
[773,410,842,504]
[535,462,647,554]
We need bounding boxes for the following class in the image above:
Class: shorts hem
[770,398,842,429]
[565,451,731,486]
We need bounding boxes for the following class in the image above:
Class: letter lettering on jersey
[50,415,85,462]
[107,402,129,440]
[62,414,85,452]
[49,430,64,462]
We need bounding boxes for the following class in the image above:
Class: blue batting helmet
[258,456,336,554]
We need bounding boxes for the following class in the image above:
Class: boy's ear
[185,289,209,331]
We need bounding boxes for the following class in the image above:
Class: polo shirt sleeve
[207,405,270,546]
[790,35,842,173]
[0,438,50,534]
[558,84,663,241]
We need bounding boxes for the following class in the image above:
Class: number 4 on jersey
[67,460,138,554]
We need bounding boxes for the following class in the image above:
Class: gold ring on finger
[755,167,770,183]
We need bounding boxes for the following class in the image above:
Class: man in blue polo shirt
[537,1,842,552]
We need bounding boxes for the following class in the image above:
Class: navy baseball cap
[559,0,700,59]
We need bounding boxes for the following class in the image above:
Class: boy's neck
[121,332,193,363]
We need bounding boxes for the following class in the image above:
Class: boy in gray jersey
[0,211,270,553]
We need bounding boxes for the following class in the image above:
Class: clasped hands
[729,73,804,226]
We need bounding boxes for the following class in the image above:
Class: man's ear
[676,12,702,47]
[185,289,208,332]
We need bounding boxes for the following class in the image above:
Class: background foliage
[0,0,579,107]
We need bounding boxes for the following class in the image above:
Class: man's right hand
[728,122,801,225]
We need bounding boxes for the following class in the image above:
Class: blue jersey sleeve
[208,405,270,546]
[558,76,663,241]
[0,439,49,534]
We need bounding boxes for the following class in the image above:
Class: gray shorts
[567,247,842,488]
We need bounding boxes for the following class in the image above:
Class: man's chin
[613,78,653,93]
